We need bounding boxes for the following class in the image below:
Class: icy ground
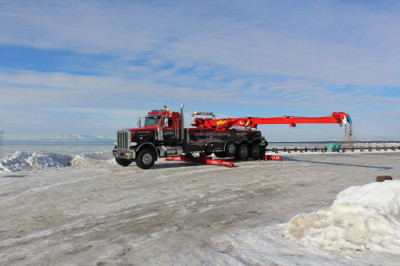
[1,152,400,265]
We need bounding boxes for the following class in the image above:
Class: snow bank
[288,181,400,255]
[0,151,113,173]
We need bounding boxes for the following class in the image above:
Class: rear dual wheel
[224,142,250,160]
[250,144,261,160]
[250,143,266,160]
[236,143,249,160]
[225,142,237,157]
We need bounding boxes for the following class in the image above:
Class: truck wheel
[136,148,157,169]
[250,144,261,160]
[115,158,133,166]
[225,142,237,157]
[236,143,249,160]
[204,151,212,156]
[214,152,227,158]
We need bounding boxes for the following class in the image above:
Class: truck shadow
[284,157,392,170]
[152,157,237,169]
[2,174,28,178]
[152,162,208,169]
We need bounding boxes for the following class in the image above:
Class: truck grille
[117,130,131,149]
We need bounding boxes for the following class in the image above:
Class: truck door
[160,116,175,142]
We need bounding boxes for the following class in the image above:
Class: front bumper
[113,149,136,160]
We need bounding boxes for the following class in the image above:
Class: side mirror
[137,118,142,128]
[164,117,169,127]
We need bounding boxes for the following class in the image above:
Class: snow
[0,151,73,172]
[1,151,400,265]
[0,151,113,172]
[288,181,400,255]
[47,134,112,143]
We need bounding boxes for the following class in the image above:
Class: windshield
[144,116,161,127]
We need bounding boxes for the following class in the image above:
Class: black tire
[115,157,133,167]
[214,152,227,158]
[204,151,212,156]
[225,142,237,157]
[236,143,249,160]
[259,145,266,160]
[250,144,261,160]
[136,148,157,169]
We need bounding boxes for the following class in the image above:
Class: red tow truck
[113,105,351,169]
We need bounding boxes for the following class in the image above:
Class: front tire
[115,158,133,167]
[136,148,157,169]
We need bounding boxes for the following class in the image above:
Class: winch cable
[345,123,353,149]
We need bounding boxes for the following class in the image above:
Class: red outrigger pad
[165,155,283,167]
[165,156,236,167]
[265,155,283,161]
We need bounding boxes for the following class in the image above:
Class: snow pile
[288,181,400,255]
[0,151,73,172]
[48,134,113,143]
[0,151,113,172]
[69,152,114,166]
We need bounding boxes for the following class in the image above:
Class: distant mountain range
[3,134,115,143]
[47,134,115,143]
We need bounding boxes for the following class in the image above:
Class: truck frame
[113,105,351,169]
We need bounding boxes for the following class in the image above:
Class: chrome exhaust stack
[180,104,184,143]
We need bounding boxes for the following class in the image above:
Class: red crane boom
[192,112,351,131]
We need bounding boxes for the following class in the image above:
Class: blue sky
[1,0,400,141]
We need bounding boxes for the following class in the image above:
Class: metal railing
[266,145,400,154]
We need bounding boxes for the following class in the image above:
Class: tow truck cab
[113,106,185,169]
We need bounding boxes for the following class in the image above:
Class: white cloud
[1,0,400,140]
[1,1,400,86]
[1,69,399,114]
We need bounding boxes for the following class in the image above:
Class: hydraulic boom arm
[192,112,351,131]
